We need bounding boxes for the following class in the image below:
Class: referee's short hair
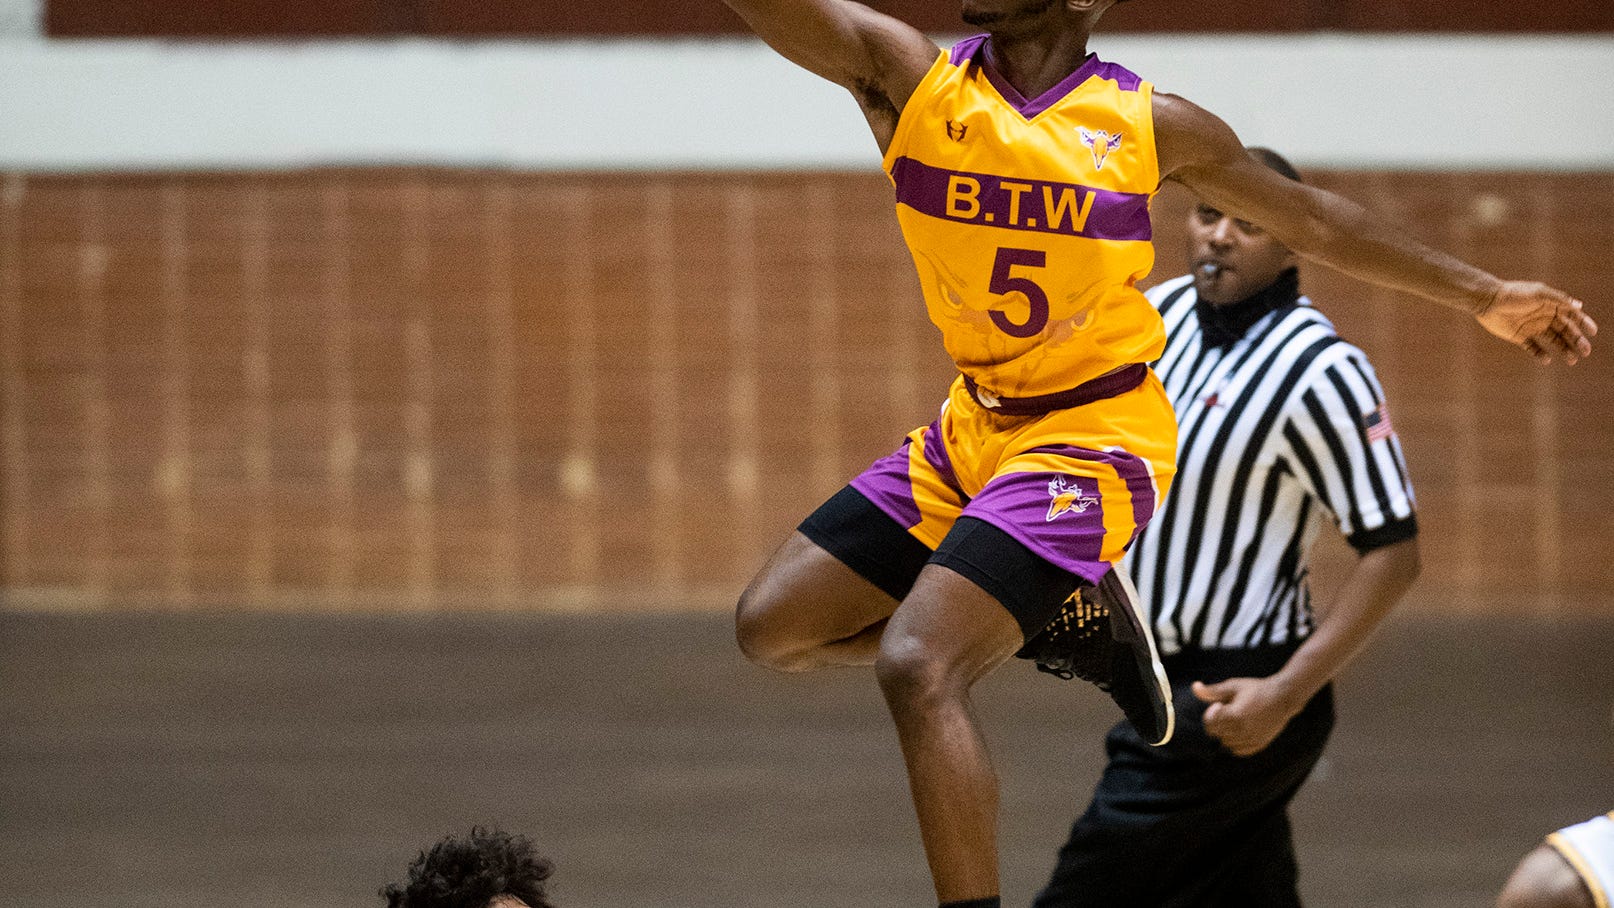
[1247,147,1304,184]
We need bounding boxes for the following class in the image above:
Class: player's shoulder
[1500,842,1595,908]
[1150,90,1246,179]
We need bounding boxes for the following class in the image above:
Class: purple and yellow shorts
[849,366,1177,589]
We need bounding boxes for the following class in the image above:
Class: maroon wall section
[45,0,1614,38]
[47,0,413,38]
[3,169,1611,611]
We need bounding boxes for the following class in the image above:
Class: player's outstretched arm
[1155,93,1597,365]
[723,0,938,112]
[723,0,938,150]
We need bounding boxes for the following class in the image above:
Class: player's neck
[983,30,1092,101]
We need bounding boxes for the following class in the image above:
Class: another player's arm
[1155,92,1596,364]
[1194,537,1420,757]
[721,0,938,149]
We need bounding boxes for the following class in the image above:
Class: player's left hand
[1476,282,1597,365]
[1191,677,1303,757]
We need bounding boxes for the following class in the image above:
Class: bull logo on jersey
[1046,475,1099,522]
[1078,127,1124,170]
[945,119,969,142]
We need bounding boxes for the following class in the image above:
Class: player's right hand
[1476,282,1596,365]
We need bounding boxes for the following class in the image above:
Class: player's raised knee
[734,581,813,673]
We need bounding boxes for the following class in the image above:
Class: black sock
[939,899,1001,908]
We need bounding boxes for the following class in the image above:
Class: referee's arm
[1195,353,1421,757]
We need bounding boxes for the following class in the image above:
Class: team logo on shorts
[1046,475,1099,522]
[1078,127,1124,170]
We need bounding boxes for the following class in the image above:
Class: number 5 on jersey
[989,247,1049,337]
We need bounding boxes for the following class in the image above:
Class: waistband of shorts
[961,363,1148,416]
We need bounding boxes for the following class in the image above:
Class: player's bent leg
[736,531,898,672]
[876,561,1027,903]
[736,486,933,673]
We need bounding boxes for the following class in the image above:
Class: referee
[1033,148,1422,908]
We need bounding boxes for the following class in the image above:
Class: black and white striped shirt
[1131,275,1418,654]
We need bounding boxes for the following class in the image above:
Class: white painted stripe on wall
[1,35,1611,170]
[0,0,40,38]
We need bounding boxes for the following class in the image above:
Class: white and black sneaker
[1016,566,1175,746]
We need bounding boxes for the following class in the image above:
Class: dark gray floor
[1,607,1610,908]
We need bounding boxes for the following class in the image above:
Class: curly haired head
[381,827,556,908]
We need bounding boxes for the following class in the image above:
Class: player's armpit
[722,0,938,111]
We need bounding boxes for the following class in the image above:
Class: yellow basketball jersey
[883,35,1165,399]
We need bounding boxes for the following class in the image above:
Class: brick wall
[2,170,1610,611]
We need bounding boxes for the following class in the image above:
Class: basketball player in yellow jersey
[718,1,1597,906]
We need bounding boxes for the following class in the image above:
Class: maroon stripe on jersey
[891,156,1152,242]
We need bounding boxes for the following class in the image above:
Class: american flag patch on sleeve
[1363,403,1395,442]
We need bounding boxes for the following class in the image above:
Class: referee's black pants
[1033,642,1335,908]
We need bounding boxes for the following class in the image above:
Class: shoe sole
[1097,565,1174,747]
